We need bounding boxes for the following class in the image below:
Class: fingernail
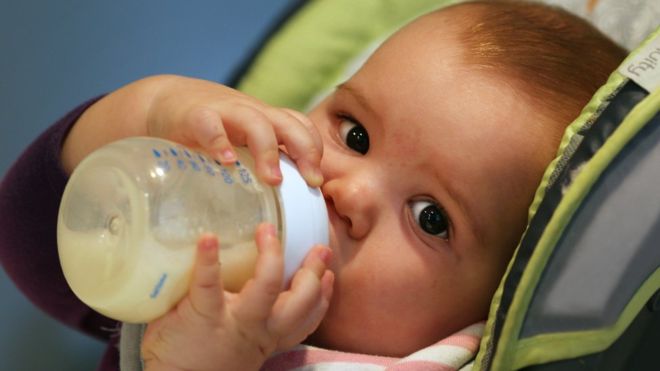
[307,168,324,187]
[265,223,277,237]
[318,247,332,265]
[271,164,282,181]
[300,162,323,187]
[199,236,218,252]
[221,149,236,162]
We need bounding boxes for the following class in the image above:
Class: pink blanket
[262,322,483,370]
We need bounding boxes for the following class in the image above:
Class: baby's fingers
[269,108,324,187]
[269,246,333,334]
[182,105,282,185]
[234,223,283,321]
[275,270,334,351]
[186,108,237,163]
[187,234,225,321]
[217,105,283,185]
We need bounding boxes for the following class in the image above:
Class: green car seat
[228,1,660,369]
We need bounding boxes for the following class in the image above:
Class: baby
[0,1,627,370]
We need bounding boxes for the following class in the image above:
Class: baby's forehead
[371,6,479,70]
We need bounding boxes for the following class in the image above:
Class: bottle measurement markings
[150,273,168,299]
[151,147,257,185]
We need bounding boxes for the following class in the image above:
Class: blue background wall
[0,1,297,369]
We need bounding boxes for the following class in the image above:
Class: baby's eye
[410,200,449,240]
[339,117,369,154]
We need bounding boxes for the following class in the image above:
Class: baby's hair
[452,0,627,139]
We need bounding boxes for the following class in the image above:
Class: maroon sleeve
[0,96,119,342]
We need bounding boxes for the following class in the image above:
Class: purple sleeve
[0,96,119,342]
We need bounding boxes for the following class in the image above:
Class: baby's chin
[305,314,438,357]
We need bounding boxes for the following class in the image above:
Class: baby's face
[306,11,556,356]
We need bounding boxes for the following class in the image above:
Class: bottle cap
[277,154,329,285]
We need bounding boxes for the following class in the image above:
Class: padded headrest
[476,27,660,370]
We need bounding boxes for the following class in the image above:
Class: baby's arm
[61,74,323,187]
[141,224,334,371]
[0,99,120,341]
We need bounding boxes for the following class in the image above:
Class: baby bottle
[57,136,328,323]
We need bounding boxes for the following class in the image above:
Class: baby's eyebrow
[335,83,380,121]
[442,177,486,246]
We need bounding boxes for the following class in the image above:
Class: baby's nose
[322,177,377,240]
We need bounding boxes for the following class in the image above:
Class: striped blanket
[261,322,484,371]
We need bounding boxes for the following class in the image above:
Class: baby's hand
[147,76,323,187]
[63,75,322,186]
[141,224,334,371]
